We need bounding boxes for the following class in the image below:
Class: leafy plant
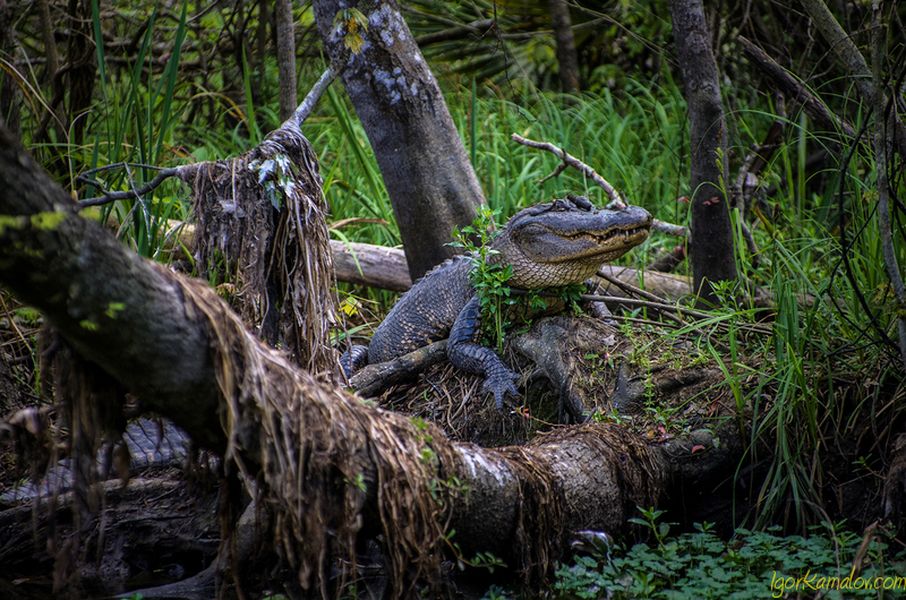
[451,205,518,353]
[554,518,906,599]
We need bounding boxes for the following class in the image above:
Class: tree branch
[870,0,906,370]
[798,0,906,159]
[510,133,688,237]
[77,164,188,208]
[739,36,856,138]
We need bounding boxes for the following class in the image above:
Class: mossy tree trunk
[311,0,482,280]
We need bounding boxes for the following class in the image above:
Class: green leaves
[249,153,296,211]
[334,8,369,54]
[452,206,515,353]
[554,515,905,599]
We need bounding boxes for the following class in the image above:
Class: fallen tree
[0,123,744,597]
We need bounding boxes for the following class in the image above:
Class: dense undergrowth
[6,2,906,597]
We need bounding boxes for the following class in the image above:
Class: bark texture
[670,0,737,304]
[0,127,224,451]
[275,0,297,121]
[547,0,580,93]
[312,0,482,280]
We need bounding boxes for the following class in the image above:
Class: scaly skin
[342,196,652,408]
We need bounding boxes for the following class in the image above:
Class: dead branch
[349,340,448,397]
[510,133,688,237]
[798,0,906,159]
[78,164,188,207]
[870,3,906,370]
[739,36,856,138]
[580,293,773,335]
[287,67,338,130]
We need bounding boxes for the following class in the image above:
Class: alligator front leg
[447,296,520,410]
[340,345,369,377]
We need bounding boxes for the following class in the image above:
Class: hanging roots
[182,126,338,377]
[177,273,457,597]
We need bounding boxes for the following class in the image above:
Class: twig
[511,133,625,205]
[739,36,856,138]
[797,0,906,159]
[592,271,685,326]
[537,161,568,185]
[596,269,670,305]
[579,293,772,335]
[511,133,688,237]
[78,165,186,208]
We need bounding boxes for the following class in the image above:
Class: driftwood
[0,124,746,596]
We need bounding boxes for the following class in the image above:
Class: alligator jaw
[494,201,652,288]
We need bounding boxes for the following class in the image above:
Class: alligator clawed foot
[482,371,520,411]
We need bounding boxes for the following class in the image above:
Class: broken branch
[739,36,856,138]
[77,164,188,207]
[511,133,688,237]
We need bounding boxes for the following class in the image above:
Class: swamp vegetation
[0,0,905,598]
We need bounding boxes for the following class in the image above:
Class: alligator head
[490,196,651,288]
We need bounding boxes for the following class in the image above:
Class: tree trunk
[36,0,59,87]
[670,0,737,304]
[0,122,740,594]
[63,0,95,151]
[0,0,18,134]
[547,0,580,93]
[274,0,297,121]
[311,0,482,280]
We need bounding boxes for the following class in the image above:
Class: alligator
[342,196,652,408]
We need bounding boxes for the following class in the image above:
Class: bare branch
[289,67,338,129]
[77,165,188,208]
[511,133,688,237]
[511,133,625,205]
[580,293,772,335]
[739,36,856,138]
[798,0,906,159]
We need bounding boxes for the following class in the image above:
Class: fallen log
[139,219,694,299]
